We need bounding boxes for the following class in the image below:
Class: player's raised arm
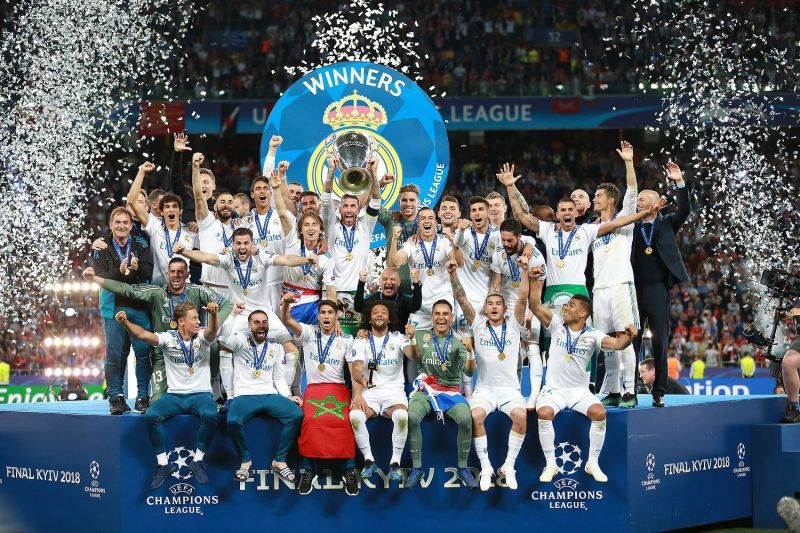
[279,293,303,337]
[172,242,221,266]
[116,310,159,346]
[616,140,638,189]
[596,196,667,237]
[388,225,409,268]
[203,302,220,342]
[447,259,476,326]
[191,151,209,222]
[268,164,295,236]
[514,264,530,325]
[497,162,531,216]
[527,265,553,328]
[601,324,638,351]
[128,162,154,226]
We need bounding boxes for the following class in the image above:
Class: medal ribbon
[221,220,235,248]
[112,238,131,266]
[162,221,182,258]
[471,227,491,265]
[601,213,619,245]
[233,256,253,294]
[167,292,187,324]
[419,235,438,271]
[248,336,270,371]
[316,329,336,368]
[640,220,656,249]
[488,321,507,354]
[369,333,390,366]
[341,222,356,255]
[432,330,452,366]
[173,331,196,370]
[300,242,316,276]
[401,218,418,241]
[557,226,578,262]
[254,208,273,242]
[506,254,521,282]
[565,325,589,354]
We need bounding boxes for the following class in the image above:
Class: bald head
[570,189,591,215]
[636,189,661,214]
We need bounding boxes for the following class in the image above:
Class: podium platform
[752,422,800,528]
[0,395,785,533]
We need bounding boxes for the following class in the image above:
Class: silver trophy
[327,131,376,195]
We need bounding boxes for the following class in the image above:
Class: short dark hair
[148,189,166,204]
[469,196,489,209]
[640,358,655,371]
[318,299,338,313]
[173,302,196,323]
[159,193,183,212]
[557,198,576,208]
[499,218,522,234]
[288,181,304,190]
[168,257,188,270]
[300,190,320,201]
[439,195,459,206]
[199,167,216,183]
[432,299,453,312]
[250,176,270,192]
[360,301,395,330]
[232,227,254,241]
[597,183,620,205]
[418,206,435,217]
[248,310,269,322]
[571,294,593,317]
[399,184,420,197]
[340,193,359,204]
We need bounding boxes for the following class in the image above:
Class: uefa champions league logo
[554,442,583,475]
[736,443,746,461]
[646,453,655,472]
[167,446,196,480]
[89,460,100,480]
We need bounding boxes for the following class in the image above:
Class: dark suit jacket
[632,184,691,287]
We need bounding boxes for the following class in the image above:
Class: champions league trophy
[327,131,376,195]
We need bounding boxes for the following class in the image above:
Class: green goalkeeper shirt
[414,330,473,388]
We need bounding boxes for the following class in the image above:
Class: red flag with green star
[298,383,355,458]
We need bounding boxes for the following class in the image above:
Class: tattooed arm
[447,259,475,327]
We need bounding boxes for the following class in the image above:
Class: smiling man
[355,267,422,332]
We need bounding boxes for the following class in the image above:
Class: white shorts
[469,386,526,416]
[264,284,282,314]
[536,386,600,416]
[592,283,640,333]
[361,387,408,416]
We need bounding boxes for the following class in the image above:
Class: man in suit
[638,359,690,395]
[631,161,691,407]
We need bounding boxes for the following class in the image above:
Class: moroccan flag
[298,383,355,458]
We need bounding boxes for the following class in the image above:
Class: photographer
[780,304,800,423]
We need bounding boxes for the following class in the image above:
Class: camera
[760,269,800,298]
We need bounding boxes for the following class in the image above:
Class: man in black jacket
[631,161,691,407]
[91,207,154,415]
[638,359,690,395]
[354,267,422,332]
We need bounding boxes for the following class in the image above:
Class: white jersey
[324,195,380,292]
[468,314,524,389]
[546,315,607,389]
[490,236,545,310]
[591,186,637,289]
[537,221,599,287]
[156,330,212,394]
[352,331,408,391]
[197,212,242,287]
[144,217,198,286]
[283,230,335,306]
[454,226,501,309]
[223,331,289,397]
[217,249,277,313]
[244,208,290,287]
[298,324,356,385]
[402,235,453,312]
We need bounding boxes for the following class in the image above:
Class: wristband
[466,350,475,361]
[409,337,417,346]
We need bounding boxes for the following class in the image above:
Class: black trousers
[633,282,671,397]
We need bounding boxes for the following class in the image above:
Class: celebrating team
[84,134,681,493]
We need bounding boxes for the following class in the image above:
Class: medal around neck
[262,61,450,249]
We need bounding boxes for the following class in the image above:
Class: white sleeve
[299,324,315,344]
[490,251,503,274]
[217,252,232,270]
[322,256,335,285]
[593,330,608,351]
[272,345,291,397]
[155,332,171,349]
[263,153,275,177]
[198,330,212,347]
[621,185,637,216]
[537,220,553,240]
[257,249,277,266]
[218,318,241,345]
[395,332,410,350]
[352,339,368,363]
[583,223,601,242]
[144,215,160,237]
[401,241,416,264]
[547,314,563,336]
[508,314,525,335]
[453,228,468,247]
[197,211,217,231]
[520,235,537,248]
[343,336,358,362]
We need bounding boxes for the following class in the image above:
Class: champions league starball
[554,442,583,475]
[262,61,450,248]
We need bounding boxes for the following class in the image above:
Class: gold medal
[473,260,481,269]
[124,268,130,276]
[317,363,326,371]
[645,246,653,255]
[426,268,434,276]
[222,247,228,254]
[261,239,268,248]
[253,369,262,378]
[242,289,248,296]
[303,275,310,283]
[440,363,448,371]
[498,352,506,361]
[169,320,177,329]
[511,281,520,288]
[603,246,609,253]
[188,367,194,374]
[346,253,353,261]
[557,259,566,268]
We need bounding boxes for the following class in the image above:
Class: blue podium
[0,395,784,533]
[752,422,800,528]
